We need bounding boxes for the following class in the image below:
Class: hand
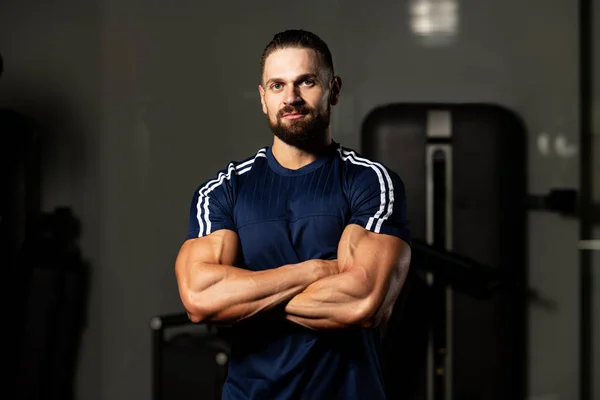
[308,259,339,280]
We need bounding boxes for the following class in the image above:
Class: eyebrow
[265,73,320,86]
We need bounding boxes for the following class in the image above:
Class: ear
[258,84,267,114]
[329,76,342,106]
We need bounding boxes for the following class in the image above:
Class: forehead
[263,47,324,81]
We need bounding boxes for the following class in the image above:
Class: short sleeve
[348,165,411,245]
[187,167,237,239]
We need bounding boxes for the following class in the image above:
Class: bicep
[175,230,240,291]
[342,164,412,294]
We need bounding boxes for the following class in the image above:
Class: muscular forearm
[370,267,403,326]
[284,268,378,329]
[285,263,410,331]
[185,260,332,324]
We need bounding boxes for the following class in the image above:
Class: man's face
[259,47,341,150]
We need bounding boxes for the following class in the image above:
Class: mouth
[282,113,306,120]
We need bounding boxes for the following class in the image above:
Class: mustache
[278,105,312,117]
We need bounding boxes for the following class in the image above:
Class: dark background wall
[0,1,592,399]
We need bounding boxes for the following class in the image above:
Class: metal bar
[444,145,453,400]
[426,109,453,400]
[579,240,600,250]
[578,0,593,397]
[149,316,164,400]
[425,143,436,400]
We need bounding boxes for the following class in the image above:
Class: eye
[302,80,315,87]
[270,82,283,91]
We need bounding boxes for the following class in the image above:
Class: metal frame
[425,110,454,400]
[579,0,593,399]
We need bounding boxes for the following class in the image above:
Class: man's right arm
[175,229,337,324]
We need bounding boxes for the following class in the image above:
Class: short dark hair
[260,29,334,82]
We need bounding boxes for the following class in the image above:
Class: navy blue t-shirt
[187,141,411,400]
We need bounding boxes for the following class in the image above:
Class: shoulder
[335,143,402,187]
[190,147,267,204]
[220,147,268,178]
[197,147,268,190]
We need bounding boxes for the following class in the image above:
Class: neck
[271,131,332,170]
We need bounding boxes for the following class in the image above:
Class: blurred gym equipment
[362,103,527,400]
[16,207,89,400]
[149,314,231,400]
[2,51,89,399]
[1,50,43,395]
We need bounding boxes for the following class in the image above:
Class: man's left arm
[285,224,411,329]
[285,161,412,329]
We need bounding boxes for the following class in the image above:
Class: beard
[267,104,330,152]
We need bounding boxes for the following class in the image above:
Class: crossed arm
[175,224,411,329]
[285,224,411,329]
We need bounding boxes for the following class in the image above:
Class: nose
[283,85,303,106]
